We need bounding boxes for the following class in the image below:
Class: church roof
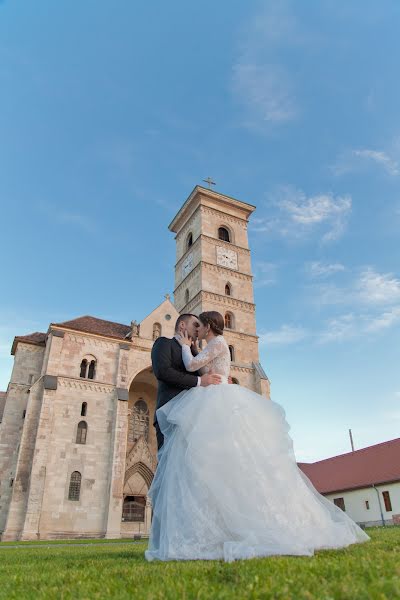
[52,315,131,340]
[11,332,47,354]
[298,437,400,494]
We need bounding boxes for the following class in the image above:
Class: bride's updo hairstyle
[198,311,224,335]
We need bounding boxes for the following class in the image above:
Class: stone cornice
[181,290,257,321]
[58,377,116,394]
[200,205,248,229]
[174,261,253,296]
[231,365,256,373]
[55,329,152,352]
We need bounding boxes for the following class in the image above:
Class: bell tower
[169,186,270,396]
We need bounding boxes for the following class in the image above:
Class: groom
[151,313,222,449]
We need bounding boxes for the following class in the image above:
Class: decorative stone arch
[79,353,97,379]
[124,462,154,489]
[127,362,153,391]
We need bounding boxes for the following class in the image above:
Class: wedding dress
[145,335,369,562]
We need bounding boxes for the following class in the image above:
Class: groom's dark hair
[175,313,198,332]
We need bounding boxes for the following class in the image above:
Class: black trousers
[155,421,164,450]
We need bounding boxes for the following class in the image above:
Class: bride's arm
[180,337,225,372]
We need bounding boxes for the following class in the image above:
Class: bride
[145,311,369,562]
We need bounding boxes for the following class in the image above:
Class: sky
[1,1,399,462]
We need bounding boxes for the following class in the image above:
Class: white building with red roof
[299,438,400,527]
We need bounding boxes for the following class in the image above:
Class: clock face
[181,253,193,279]
[216,246,238,270]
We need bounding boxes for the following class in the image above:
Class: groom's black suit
[151,336,199,450]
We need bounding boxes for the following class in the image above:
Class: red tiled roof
[11,332,47,355]
[298,437,400,494]
[52,315,131,340]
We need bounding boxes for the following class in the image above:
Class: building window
[365,500,370,510]
[10,478,14,487]
[76,421,88,445]
[88,360,96,379]
[333,497,345,511]
[80,359,88,378]
[224,312,234,329]
[80,357,96,379]
[218,227,230,243]
[68,471,81,501]
[225,283,232,296]
[232,378,239,384]
[22,410,26,419]
[81,402,87,417]
[382,491,392,512]
[228,345,235,361]
[185,289,190,305]
[153,323,161,340]
[187,232,193,248]
[129,399,150,443]
[122,496,146,522]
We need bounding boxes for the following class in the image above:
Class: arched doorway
[121,367,158,537]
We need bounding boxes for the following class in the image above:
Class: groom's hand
[200,374,222,386]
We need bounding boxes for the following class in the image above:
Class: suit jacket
[151,336,199,424]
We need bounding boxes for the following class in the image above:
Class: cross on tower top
[202,177,216,189]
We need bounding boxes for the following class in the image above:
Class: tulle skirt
[145,384,369,562]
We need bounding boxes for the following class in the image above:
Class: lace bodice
[181,336,231,379]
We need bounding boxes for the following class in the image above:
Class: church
[0,186,270,541]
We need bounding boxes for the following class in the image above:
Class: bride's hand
[177,330,192,347]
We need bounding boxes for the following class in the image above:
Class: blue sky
[1,1,399,461]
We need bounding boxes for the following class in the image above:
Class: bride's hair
[198,311,224,336]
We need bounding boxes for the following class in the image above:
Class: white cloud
[253,186,352,243]
[355,268,400,305]
[364,306,400,332]
[332,148,399,177]
[317,314,356,344]
[259,324,308,346]
[306,261,345,278]
[232,63,297,126]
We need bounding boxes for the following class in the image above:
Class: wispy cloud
[332,148,399,176]
[253,261,278,287]
[259,324,309,346]
[252,186,352,243]
[232,63,297,126]
[231,2,304,130]
[305,261,345,278]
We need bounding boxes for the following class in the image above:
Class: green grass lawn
[0,527,399,599]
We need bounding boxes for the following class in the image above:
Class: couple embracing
[145,311,368,562]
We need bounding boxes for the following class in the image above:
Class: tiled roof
[52,315,131,340]
[11,332,47,355]
[298,437,400,494]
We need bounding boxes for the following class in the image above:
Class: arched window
[129,399,149,443]
[185,289,189,305]
[80,359,88,378]
[153,323,161,340]
[228,345,235,361]
[122,496,146,522]
[68,471,81,501]
[81,402,87,417]
[224,312,234,329]
[88,360,96,380]
[187,232,193,249]
[218,227,230,243]
[225,283,232,296]
[232,378,239,385]
[76,421,88,445]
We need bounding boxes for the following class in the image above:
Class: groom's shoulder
[152,336,175,350]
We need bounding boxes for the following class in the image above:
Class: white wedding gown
[145,335,369,562]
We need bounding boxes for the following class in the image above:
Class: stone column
[19,379,57,541]
[144,497,152,535]
[104,389,129,539]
